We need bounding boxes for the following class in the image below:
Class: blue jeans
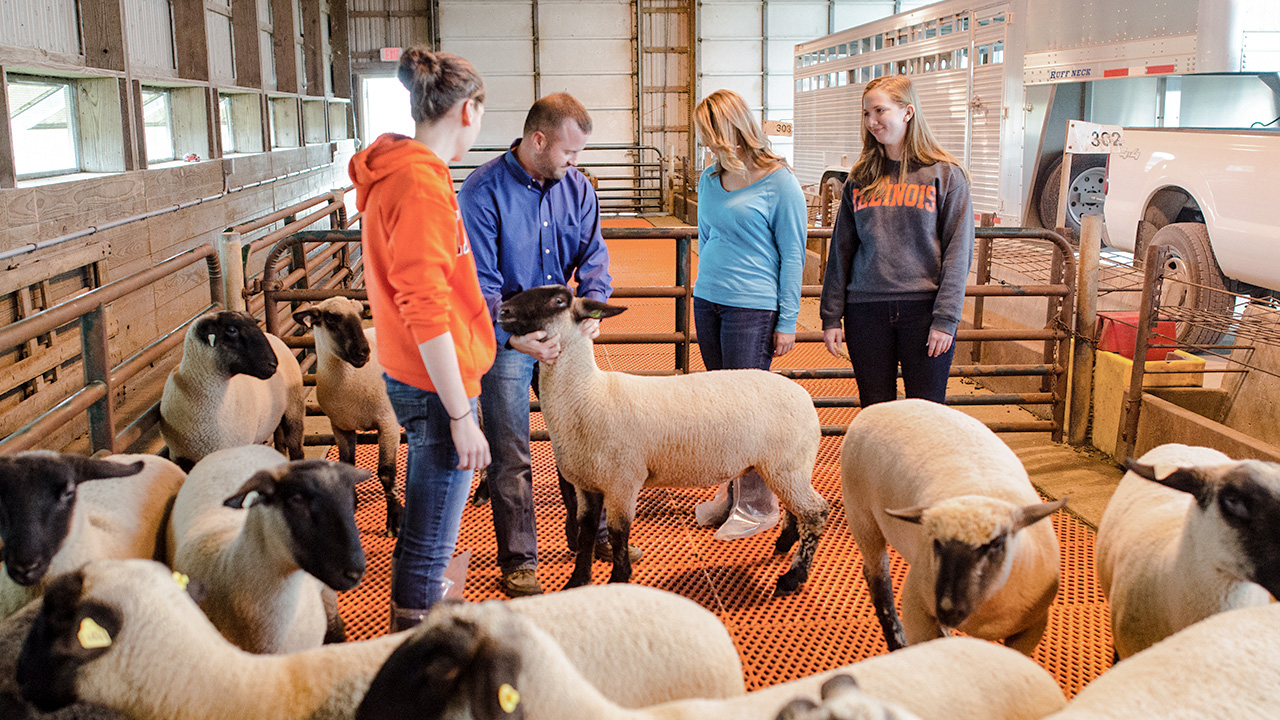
[693,297,777,371]
[844,299,954,407]
[382,374,475,611]
[479,345,606,573]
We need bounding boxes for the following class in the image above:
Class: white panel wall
[0,0,80,56]
[126,0,177,72]
[440,0,536,155]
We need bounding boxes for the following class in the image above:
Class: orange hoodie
[349,134,495,396]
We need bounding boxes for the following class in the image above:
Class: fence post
[675,232,692,374]
[81,306,115,454]
[217,230,247,312]
[1117,243,1170,461]
[970,214,996,363]
[1069,213,1103,445]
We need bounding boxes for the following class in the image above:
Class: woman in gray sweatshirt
[819,75,974,406]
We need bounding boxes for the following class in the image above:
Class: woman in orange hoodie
[349,48,495,629]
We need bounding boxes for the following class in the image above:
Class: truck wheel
[1037,156,1107,237]
[1149,222,1233,346]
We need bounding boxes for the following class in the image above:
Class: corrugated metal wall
[125,0,177,72]
[0,0,80,56]
[968,5,1007,216]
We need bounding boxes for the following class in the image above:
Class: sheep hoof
[562,575,589,591]
[774,569,805,597]
[385,501,402,538]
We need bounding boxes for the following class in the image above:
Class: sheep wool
[16,560,746,720]
[160,311,305,468]
[840,399,1064,654]
[0,452,186,620]
[354,598,1065,720]
[1095,442,1280,659]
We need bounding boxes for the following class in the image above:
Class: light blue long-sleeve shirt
[693,165,807,334]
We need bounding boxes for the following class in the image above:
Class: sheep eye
[286,494,310,511]
[1220,491,1250,522]
[59,485,75,502]
[226,326,239,337]
[984,536,1006,553]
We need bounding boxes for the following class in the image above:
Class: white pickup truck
[1102,128,1280,342]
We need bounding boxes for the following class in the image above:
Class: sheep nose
[7,560,43,586]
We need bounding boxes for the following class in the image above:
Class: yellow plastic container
[1091,349,1206,455]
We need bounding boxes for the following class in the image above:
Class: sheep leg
[605,498,637,584]
[864,547,908,650]
[321,586,346,643]
[774,510,800,554]
[775,505,827,596]
[276,408,305,460]
[564,488,603,589]
[901,570,944,647]
[376,420,402,538]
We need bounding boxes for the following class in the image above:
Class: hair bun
[398,48,441,91]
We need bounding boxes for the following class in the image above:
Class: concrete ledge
[1135,393,1280,462]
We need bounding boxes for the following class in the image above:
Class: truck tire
[1149,222,1232,346]
[1037,155,1107,237]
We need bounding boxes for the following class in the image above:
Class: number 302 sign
[1065,120,1125,154]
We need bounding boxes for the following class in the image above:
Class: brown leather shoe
[594,541,644,563]
[499,568,543,597]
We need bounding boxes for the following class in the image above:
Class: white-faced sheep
[353,597,1066,720]
[167,445,367,653]
[292,297,402,537]
[496,285,828,596]
[0,452,185,620]
[16,559,746,720]
[1041,602,1280,719]
[160,311,305,470]
[840,399,1065,654]
[1095,443,1280,659]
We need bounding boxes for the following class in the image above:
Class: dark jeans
[382,374,475,611]
[844,299,954,407]
[693,297,777,371]
[479,345,607,574]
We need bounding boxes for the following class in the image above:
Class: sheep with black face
[496,285,828,596]
[840,399,1065,655]
[160,311,305,470]
[167,445,367,653]
[0,451,185,620]
[293,297,402,537]
[1096,443,1280,659]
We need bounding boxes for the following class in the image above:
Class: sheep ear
[468,639,525,720]
[66,456,145,484]
[223,469,279,508]
[1125,458,1209,503]
[335,463,372,488]
[1013,497,1068,531]
[884,505,929,524]
[572,298,626,322]
[292,307,319,327]
[820,673,858,700]
[775,697,820,720]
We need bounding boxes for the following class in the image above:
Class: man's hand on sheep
[511,330,563,363]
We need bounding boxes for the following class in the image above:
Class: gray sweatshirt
[819,160,974,335]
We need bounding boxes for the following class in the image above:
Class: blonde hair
[694,89,786,177]
[851,76,963,199]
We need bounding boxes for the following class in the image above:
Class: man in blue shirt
[460,93,638,597]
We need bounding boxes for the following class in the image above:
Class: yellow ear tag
[172,572,190,591]
[77,617,112,650]
[497,683,520,714]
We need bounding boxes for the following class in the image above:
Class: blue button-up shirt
[458,141,613,347]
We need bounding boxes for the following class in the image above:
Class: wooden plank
[80,0,127,71]
[124,78,141,171]
[0,69,16,188]
[75,78,126,173]
[0,334,81,393]
[0,241,109,297]
[270,0,299,93]
[301,0,324,97]
[231,0,264,88]
[171,87,211,160]
[329,0,351,99]
[173,0,212,81]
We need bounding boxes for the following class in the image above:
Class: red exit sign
[380,47,401,62]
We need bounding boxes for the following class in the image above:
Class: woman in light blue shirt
[692,89,808,540]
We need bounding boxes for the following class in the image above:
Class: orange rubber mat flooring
[334,234,1114,698]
